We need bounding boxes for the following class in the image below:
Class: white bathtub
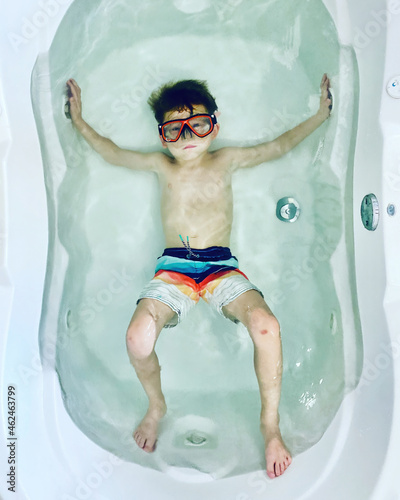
[1,0,400,498]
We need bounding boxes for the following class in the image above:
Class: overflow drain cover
[276,197,300,222]
[361,193,379,231]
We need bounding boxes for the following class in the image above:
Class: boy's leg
[126,298,177,452]
[221,290,292,478]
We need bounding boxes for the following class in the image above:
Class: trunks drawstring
[179,234,200,259]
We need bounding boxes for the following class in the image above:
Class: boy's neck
[169,149,212,169]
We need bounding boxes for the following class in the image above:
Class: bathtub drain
[185,432,207,446]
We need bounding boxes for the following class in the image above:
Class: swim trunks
[137,246,263,328]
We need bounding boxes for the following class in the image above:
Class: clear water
[34,0,362,478]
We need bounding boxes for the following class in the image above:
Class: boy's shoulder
[209,146,247,172]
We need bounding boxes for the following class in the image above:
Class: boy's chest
[162,169,232,204]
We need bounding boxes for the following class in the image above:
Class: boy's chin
[171,145,206,159]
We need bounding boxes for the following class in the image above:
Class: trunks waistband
[160,246,235,262]
[155,246,239,283]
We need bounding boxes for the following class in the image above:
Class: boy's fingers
[67,79,80,92]
[321,82,330,98]
[72,82,81,95]
[69,85,76,98]
[68,83,81,100]
[321,73,329,88]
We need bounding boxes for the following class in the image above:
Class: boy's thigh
[221,289,272,325]
[131,297,178,329]
[135,271,200,328]
[202,271,265,324]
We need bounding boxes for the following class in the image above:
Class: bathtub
[1,0,400,498]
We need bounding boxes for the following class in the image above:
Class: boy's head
[148,80,220,159]
[148,79,218,124]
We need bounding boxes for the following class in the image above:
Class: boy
[66,74,332,478]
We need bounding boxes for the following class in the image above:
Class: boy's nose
[181,124,194,139]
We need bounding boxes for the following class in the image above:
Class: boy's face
[159,104,220,161]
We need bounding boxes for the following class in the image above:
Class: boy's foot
[133,403,167,453]
[260,421,292,478]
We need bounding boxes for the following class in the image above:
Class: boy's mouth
[183,145,197,149]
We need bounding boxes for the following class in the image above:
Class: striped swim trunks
[137,246,263,328]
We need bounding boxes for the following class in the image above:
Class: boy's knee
[126,315,157,360]
[248,308,280,339]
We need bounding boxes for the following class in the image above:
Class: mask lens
[162,121,183,141]
[188,115,212,136]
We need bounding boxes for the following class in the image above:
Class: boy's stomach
[162,213,233,250]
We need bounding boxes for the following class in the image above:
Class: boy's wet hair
[148,79,218,123]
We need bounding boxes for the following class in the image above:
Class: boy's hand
[317,73,332,121]
[66,79,83,125]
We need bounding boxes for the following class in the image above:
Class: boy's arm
[227,74,332,171]
[66,79,163,171]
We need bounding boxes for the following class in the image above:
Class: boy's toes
[134,431,144,448]
[267,463,276,478]
[143,438,157,453]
